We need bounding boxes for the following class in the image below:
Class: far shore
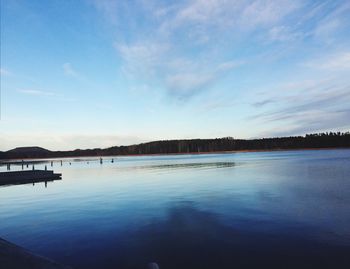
[1,146,349,161]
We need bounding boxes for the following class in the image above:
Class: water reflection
[0,177,61,188]
[133,161,235,171]
[0,150,350,269]
[68,203,350,269]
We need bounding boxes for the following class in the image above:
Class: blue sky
[1,0,349,150]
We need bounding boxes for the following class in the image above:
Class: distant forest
[1,132,349,160]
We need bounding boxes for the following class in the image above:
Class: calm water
[1,150,350,269]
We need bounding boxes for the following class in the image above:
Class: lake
[1,149,350,269]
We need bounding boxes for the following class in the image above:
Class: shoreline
[0,237,72,269]
[1,146,349,161]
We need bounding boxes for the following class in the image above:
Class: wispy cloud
[305,52,350,70]
[17,89,76,103]
[92,0,125,25]
[116,39,243,100]
[96,0,306,100]
[265,1,350,45]
[268,26,305,42]
[160,0,300,32]
[165,72,214,98]
[116,42,170,80]
[253,99,276,108]
[91,0,350,135]
[258,109,350,137]
[165,60,243,99]
[18,89,57,96]
[250,77,350,135]
[0,68,12,76]
[63,62,80,78]
[199,98,237,112]
[312,1,350,43]
[239,0,300,29]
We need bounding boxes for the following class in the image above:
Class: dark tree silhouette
[0,132,349,159]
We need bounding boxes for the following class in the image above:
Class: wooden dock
[0,170,62,186]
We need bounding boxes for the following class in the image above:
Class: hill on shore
[1,132,349,160]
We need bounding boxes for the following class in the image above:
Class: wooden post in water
[45,165,47,171]
[100,158,103,164]
[60,160,63,166]
[32,165,35,170]
[51,161,53,167]
[111,158,114,163]
[22,160,24,170]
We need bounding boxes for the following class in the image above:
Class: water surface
[1,150,350,268]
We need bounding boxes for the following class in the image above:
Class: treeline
[1,132,349,159]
